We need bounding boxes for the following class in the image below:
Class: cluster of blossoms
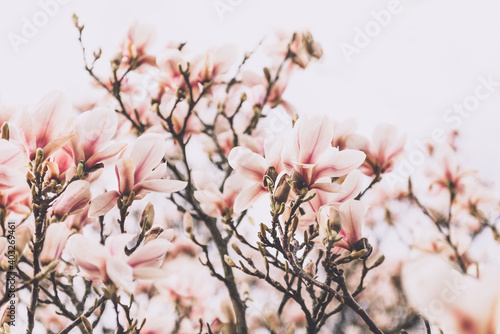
[0,17,499,334]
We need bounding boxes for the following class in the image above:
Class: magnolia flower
[282,116,366,192]
[88,133,187,217]
[317,199,367,253]
[52,180,91,220]
[68,107,126,169]
[191,44,238,85]
[241,65,294,115]
[18,91,74,160]
[346,124,406,177]
[193,172,246,218]
[120,22,157,68]
[307,170,364,215]
[67,233,172,293]
[39,223,71,266]
[228,139,284,212]
[424,144,473,194]
[156,49,187,95]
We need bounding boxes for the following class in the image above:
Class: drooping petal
[233,183,267,213]
[88,191,120,217]
[42,133,75,160]
[85,142,127,169]
[127,238,171,268]
[313,148,366,180]
[134,179,187,198]
[328,170,364,203]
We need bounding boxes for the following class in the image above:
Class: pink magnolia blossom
[193,172,246,218]
[39,222,71,266]
[425,144,473,193]
[317,199,367,253]
[241,65,294,115]
[346,124,406,177]
[66,233,172,293]
[156,49,187,96]
[191,44,238,85]
[18,91,74,160]
[228,139,284,212]
[120,22,157,68]
[88,133,187,217]
[52,180,91,220]
[282,116,366,192]
[305,170,364,220]
[68,107,126,169]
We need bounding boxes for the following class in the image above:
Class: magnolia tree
[0,16,499,334]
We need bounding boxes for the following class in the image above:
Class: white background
[1,0,500,184]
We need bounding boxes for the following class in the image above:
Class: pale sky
[1,0,500,184]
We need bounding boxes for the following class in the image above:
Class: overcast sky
[1,0,500,184]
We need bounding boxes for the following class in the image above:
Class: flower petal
[88,191,120,217]
[130,133,166,183]
[228,147,267,183]
[339,200,366,246]
[106,258,134,293]
[134,179,187,198]
[314,148,366,180]
[127,238,171,268]
[233,183,267,212]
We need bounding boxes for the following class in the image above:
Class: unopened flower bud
[183,211,194,234]
[231,243,242,256]
[144,227,164,244]
[372,254,385,268]
[1,122,9,140]
[353,237,372,259]
[224,255,236,267]
[263,166,278,187]
[140,203,155,231]
[273,174,291,204]
[291,170,307,195]
[350,249,366,260]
